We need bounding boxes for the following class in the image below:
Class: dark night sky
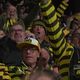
[52,0,80,15]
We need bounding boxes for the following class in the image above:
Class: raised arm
[56,0,69,19]
[39,0,67,61]
[39,1,74,79]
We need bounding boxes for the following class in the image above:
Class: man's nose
[27,49,31,54]
[36,27,40,31]
[14,31,19,35]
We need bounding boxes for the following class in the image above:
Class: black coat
[0,36,22,66]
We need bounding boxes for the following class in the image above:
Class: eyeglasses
[24,47,38,53]
[11,29,24,32]
[25,35,36,39]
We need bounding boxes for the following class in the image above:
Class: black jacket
[0,36,22,66]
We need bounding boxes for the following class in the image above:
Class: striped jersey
[0,63,11,80]
[40,0,74,80]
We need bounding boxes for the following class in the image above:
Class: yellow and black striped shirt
[56,0,69,19]
[0,63,11,80]
[3,18,16,32]
[40,0,74,80]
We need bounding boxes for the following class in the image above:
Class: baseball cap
[17,38,40,51]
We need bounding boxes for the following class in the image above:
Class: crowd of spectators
[0,0,80,80]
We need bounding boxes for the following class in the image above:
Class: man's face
[33,25,46,41]
[7,4,17,18]
[10,24,25,43]
[22,46,39,65]
[40,48,50,65]
[72,36,79,46]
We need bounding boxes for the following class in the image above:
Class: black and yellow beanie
[30,19,47,34]
[31,19,46,27]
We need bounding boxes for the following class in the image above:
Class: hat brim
[17,42,39,51]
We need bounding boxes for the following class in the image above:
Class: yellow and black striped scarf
[3,18,16,32]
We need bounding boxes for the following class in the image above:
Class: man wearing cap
[0,37,40,80]
[17,37,53,80]
[19,38,40,69]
